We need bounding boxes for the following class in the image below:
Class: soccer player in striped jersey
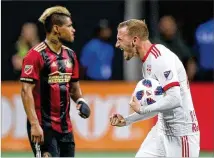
[110,19,200,157]
[20,6,90,157]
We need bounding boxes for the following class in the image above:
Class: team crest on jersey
[24,65,33,75]
[164,70,173,80]
[64,59,72,68]
[146,65,151,75]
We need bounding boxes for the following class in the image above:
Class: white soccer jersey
[141,44,199,136]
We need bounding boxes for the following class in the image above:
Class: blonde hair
[38,6,71,24]
[118,19,149,40]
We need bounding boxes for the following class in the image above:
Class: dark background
[1,0,213,81]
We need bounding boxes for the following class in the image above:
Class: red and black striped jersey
[20,42,79,133]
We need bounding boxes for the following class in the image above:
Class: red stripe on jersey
[181,136,185,157]
[151,49,158,58]
[50,84,62,133]
[186,136,189,157]
[142,44,156,62]
[163,82,180,91]
[153,46,161,56]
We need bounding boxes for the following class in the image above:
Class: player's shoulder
[154,44,171,54]
[147,44,163,60]
[150,44,176,68]
[32,42,47,53]
[24,42,46,59]
[151,44,175,60]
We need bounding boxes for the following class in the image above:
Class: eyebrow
[67,23,73,27]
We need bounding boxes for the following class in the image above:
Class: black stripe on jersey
[40,50,52,128]
[56,55,69,133]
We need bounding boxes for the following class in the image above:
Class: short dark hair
[44,13,70,33]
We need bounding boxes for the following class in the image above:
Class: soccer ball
[133,78,164,106]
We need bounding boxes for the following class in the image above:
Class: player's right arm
[110,112,157,127]
[21,82,38,126]
[21,82,43,143]
[124,111,157,126]
[20,49,44,144]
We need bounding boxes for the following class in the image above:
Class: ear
[53,25,59,34]
[133,36,138,43]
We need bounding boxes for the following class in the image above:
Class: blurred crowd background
[2,0,213,82]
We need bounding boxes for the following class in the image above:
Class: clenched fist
[110,113,126,127]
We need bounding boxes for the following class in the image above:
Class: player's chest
[42,53,73,75]
[142,63,157,80]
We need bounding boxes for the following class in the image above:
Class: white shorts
[135,126,200,157]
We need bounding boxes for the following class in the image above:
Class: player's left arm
[69,52,90,119]
[140,54,181,114]
[140,86,181,113]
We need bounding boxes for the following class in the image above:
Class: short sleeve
[20,50,43,83]
[154,56,180,92]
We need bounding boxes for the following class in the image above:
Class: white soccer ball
[133,78,164,106]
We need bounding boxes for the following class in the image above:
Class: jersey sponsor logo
[164,70,173,80]
[146,64,152,75]
[48,71,72,83]
[24,65,33,75]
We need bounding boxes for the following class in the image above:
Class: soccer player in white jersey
[110,19,200,157]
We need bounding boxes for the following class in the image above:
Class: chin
[70,37,75,42]
[124,56,131,60]
[59,38,73,44]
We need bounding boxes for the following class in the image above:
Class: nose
[72,28,76,33]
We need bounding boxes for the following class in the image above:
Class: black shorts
[27,121,75,157]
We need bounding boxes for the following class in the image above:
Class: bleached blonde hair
[38,6,71,24]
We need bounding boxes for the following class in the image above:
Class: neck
[45,33,62,54]
[138,40,152,60]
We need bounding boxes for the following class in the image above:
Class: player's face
[57,17,75,43]
[115,27,136,60]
